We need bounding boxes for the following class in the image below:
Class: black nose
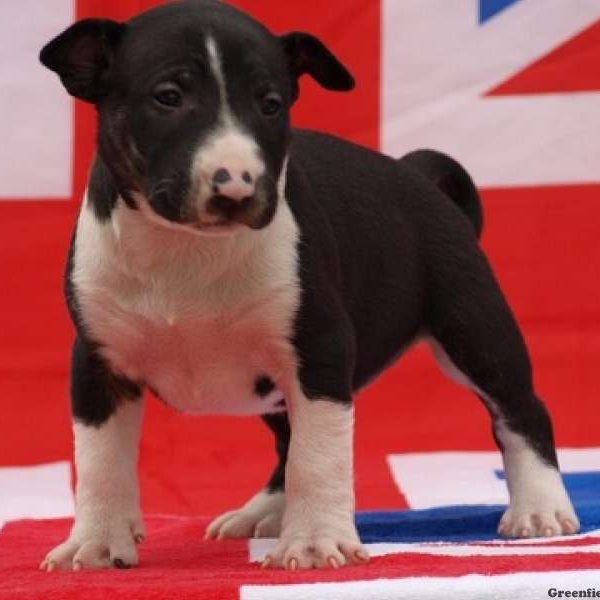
[213,168,232,185]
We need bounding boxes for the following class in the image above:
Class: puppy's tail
[400,149,483,239]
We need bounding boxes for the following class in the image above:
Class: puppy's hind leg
[427,246,579,539]
[205,413,288,540]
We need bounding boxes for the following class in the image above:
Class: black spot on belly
[254,375,275,398]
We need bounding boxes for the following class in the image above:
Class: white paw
[498,501,580,538]
[263,523,369,570]
[40,513,146,571]
[205,490,284,539]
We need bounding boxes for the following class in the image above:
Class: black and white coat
[39,0,578,572]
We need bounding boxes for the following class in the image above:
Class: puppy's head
[40,0,354,234]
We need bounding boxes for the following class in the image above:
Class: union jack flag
[1,1,599,598]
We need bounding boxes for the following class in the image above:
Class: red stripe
[1,189,599,511]
[489,19,600,95]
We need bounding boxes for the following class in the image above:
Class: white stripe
[241,570,600,600]
[0,0,73,198]
[206,36,233,124]
[249,537,600,563]
[364,542,600,558]
[0,462,74,523]
[387,451,509,508]
[483,529,600,545]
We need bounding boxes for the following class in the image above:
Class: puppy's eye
[260,92,283,117]
[154,86,182,108]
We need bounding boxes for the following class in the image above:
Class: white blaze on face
[191,36,266,216]
[205,36,229,114]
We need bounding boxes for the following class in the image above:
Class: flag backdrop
[1,1,599,598]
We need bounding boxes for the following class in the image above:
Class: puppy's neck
[107,195,267,279]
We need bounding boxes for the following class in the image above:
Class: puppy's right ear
[39,18,125,102]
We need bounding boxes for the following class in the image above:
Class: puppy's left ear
[281,32,355,99]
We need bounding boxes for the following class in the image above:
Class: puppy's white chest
[104,311,285,414]
[72,201,299,415]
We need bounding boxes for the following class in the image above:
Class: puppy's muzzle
[205,166,274,229]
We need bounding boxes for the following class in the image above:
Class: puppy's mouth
[202,194,264,228]
[144,174,278,233]
[192,218,244,234]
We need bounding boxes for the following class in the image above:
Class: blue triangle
[480,0,521,24]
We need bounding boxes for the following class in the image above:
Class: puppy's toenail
[519,527,531,537]
[562,519,577,534]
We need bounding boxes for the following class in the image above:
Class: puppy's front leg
[41,338,145,571]
[264,384,368,569]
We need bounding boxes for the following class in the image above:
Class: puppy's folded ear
[39,18,125,102]
[281,32,355,99]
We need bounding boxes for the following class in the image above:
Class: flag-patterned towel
[1,504,600,599]
[2,450,600,599]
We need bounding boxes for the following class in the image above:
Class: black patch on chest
[254,375,275,397]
